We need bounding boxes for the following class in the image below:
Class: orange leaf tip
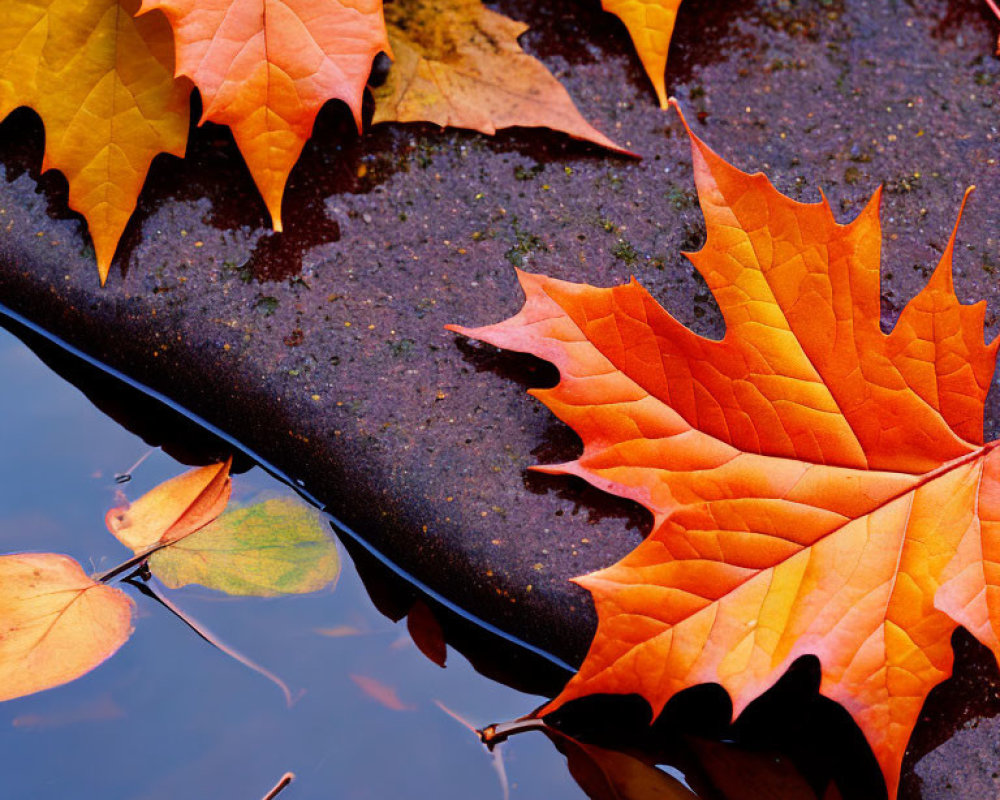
[602,0,682,109]
[142,0,390,233]
[107,458,233,553]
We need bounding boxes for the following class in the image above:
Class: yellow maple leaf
[0,0,191,284]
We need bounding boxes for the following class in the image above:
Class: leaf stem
[478,717,547,749]
[123,576,295,706]
[114,447,155,484]
[95,542,167,584]
[260,772,295,800]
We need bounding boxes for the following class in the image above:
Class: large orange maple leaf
[142,0,389,231]
[450,105,999,799]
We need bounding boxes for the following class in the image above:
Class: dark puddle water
[0,325,590,800]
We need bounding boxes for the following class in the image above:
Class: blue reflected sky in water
[0,328,586,800]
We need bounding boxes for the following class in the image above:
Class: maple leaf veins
[449,103,999,799]
[0,0,191,284]
[143,0,390,231]
[371,0,626,154]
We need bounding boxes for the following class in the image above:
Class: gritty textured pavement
[0,0,998,796]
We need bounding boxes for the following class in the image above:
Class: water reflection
[3,318,1000,800]
[0,326,582,800]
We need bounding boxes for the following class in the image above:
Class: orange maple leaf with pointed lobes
[143,0,390,231]
[450,103,1000,799]
[604,0,682,108]
[0,0,191,284]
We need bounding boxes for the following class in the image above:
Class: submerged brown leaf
[350,673,415,711]
[10,693,125,729]
[689,739,821,800]
[315,624,367,638]
[559,737,696,800]
[406,599,447,667]
[482,718,695,800]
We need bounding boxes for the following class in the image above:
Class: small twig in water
[435,701,510,800]
[491,745,510,800]
[124,576,295,706]
[95,542,167,584]
[114,448,155,484]
[434,699,479,733]
[260,772,295,800]
[478,717,547,749]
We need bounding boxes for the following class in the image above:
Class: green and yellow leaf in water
[149,496,339,596]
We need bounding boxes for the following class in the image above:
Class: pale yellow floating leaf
[0,553,133,702]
